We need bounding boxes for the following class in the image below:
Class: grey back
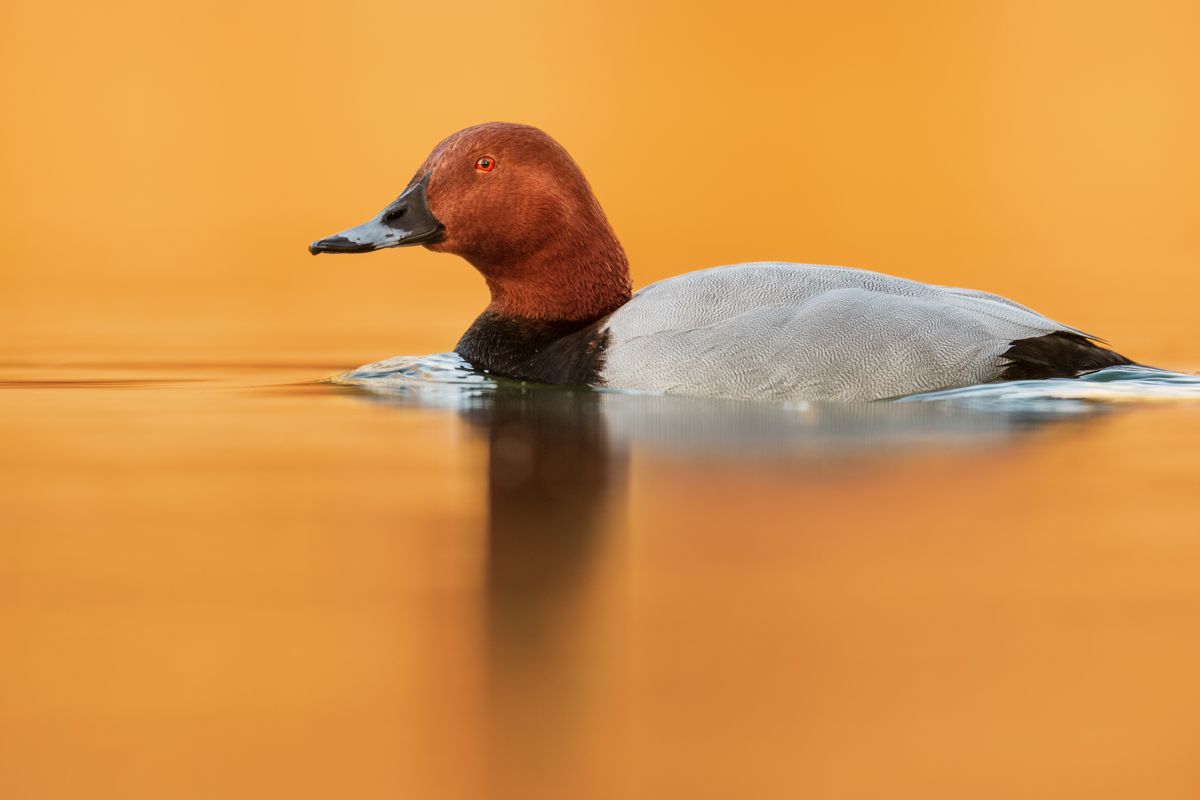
[599,262,1076,401]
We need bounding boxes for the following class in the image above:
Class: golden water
[4,345,1200,799]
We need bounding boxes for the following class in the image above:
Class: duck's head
[311,122,631,321]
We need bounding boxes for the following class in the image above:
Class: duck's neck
[471,219,632,324]
[454,311,610,385]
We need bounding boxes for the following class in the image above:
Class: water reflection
[342,357,1135,796]
[472,387,621,596]
[342,351,1118,462]
[462,387,627,794]
[350,379,629,793]
[342,357,1129,667]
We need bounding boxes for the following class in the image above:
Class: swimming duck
[311,122,1133,401]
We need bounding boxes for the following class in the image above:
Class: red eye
[475,156,496,172]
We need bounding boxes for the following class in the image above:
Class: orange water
[4,1,1200,797]
[4,356,1200,799]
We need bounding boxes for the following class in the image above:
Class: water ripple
[330,356,1199,457]
[335,352,501,409]
[338,356,1200,415]
[899,365,1200,413]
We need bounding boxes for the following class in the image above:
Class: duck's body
[312,122,1133,401]
[455,261,1129,401]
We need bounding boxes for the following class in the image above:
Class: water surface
[4,353,1200,799]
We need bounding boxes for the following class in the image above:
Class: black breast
[454,311,611,386]
[1000,331,1135,381]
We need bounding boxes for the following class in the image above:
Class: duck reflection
[463,385,625,640]
[341,351,1109,463]
[353,379,628,793]
[340,358,1110,795]
[345,365,1108,641]
[463,386,628,796]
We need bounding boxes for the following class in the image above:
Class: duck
[310,122,1133,401]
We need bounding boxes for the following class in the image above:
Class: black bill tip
[309,236,375,255]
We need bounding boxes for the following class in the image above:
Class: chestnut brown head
[311,122,631,321]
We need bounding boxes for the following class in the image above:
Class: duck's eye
[475,156,496,172]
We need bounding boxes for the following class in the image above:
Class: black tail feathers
[1000,331,1136,381]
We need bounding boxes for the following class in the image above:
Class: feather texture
[598,262,1129,401]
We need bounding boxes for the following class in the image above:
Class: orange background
[3,0,1198,365]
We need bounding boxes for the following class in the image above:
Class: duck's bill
[309,173,444,255]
